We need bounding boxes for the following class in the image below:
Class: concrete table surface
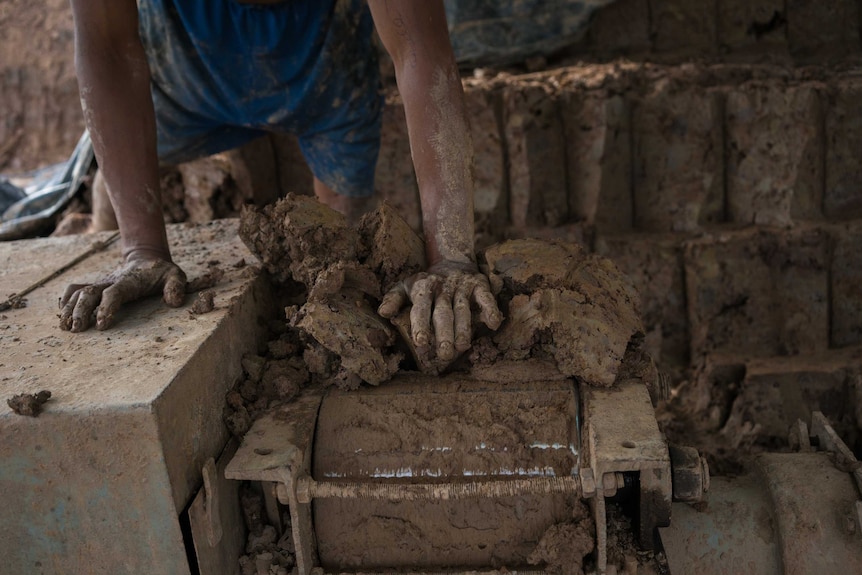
[0,219,271,574]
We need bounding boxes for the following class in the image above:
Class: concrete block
[563,90,633,232]
[722,346,862,448]
[717,0,787,53]
[464,85,507,235]
[596,234,688,367]
[503,81,568,229]
[726,83,824,226]
[825,81,862,220]
[685,227,830,359]
[0,220,271,573]
[649,0,717,55]
[584,0,652,55]
[786,0,860,60]
[832,222,862,348]
[373,96,422,232]
[633,80,724,232]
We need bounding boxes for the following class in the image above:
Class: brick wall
[576,0,862,63]
[376,62,862,447]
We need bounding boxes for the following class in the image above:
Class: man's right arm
[61,0,185,332]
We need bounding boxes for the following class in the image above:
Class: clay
[527,501,595,575]
[239,193,363,286]
[484,240,642,387]
[357,202,426,291]
[190,290,215,314]
[6,390,51,417]
[187,266,225,293]
[295,297,401,386]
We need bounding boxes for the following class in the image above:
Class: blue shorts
[138,0,383,198]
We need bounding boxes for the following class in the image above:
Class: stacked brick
[578,0,861,63]
[376,62,862,447]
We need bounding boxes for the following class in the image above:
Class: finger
[96,282,135,331]
[432,288,455,361]
[378,284,409,318]
[474,281,504,330]
[71,286,103,332]
[163,267,187,308]
[60,284,87,308]
[453,282,473,352]
[59,290,83,331]
[409,276,438,347]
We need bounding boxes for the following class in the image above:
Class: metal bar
[0,231,119,311]
[295,475,582,504]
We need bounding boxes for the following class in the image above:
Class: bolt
[581,468,596,498]
[602,472,627,497]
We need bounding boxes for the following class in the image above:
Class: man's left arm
[368,0,503,361]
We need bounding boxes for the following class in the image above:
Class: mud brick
[464,86,507,234]
[649,0,717,55]
[685,227,830,359]
[786,0,860,60]
[722,347,862,448]
[825,81,862,220]
[503,80,568,229]
[562,90,633,233]
[596,234,688,367]
[717,0,787,53]
[585,0,652,55]
[726,83,823,226]
[222,136,284,210]
[832,223,862,347]
[268,133,314,199]
[633,81,724,232]
[374,96,422,232]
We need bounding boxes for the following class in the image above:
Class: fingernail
[71,319,80,332]
[438,342,454,361]
[416,332,429,346]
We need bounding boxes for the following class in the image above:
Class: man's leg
[313,177,376,226]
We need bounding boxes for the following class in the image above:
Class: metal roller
[311,376,581,571]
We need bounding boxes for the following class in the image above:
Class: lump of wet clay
[358,201,426,290]
[190,289,216,314]
[7,390,51,417]
[528,501,595,575]
[295,296,401,385]
[485,239,642,387]
[239,193,363,286]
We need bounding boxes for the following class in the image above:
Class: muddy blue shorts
[138,0,382,198]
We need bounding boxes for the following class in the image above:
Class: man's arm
[368,1,503,360]
[61,0,185,332]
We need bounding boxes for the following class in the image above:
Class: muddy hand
[378,261,503,361]
[59,253,187,332]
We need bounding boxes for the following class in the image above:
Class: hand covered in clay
[378,260,504,361]
[59,252,187,332]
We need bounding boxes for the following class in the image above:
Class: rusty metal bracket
[225,386,327,575]
[581,379,673,571]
